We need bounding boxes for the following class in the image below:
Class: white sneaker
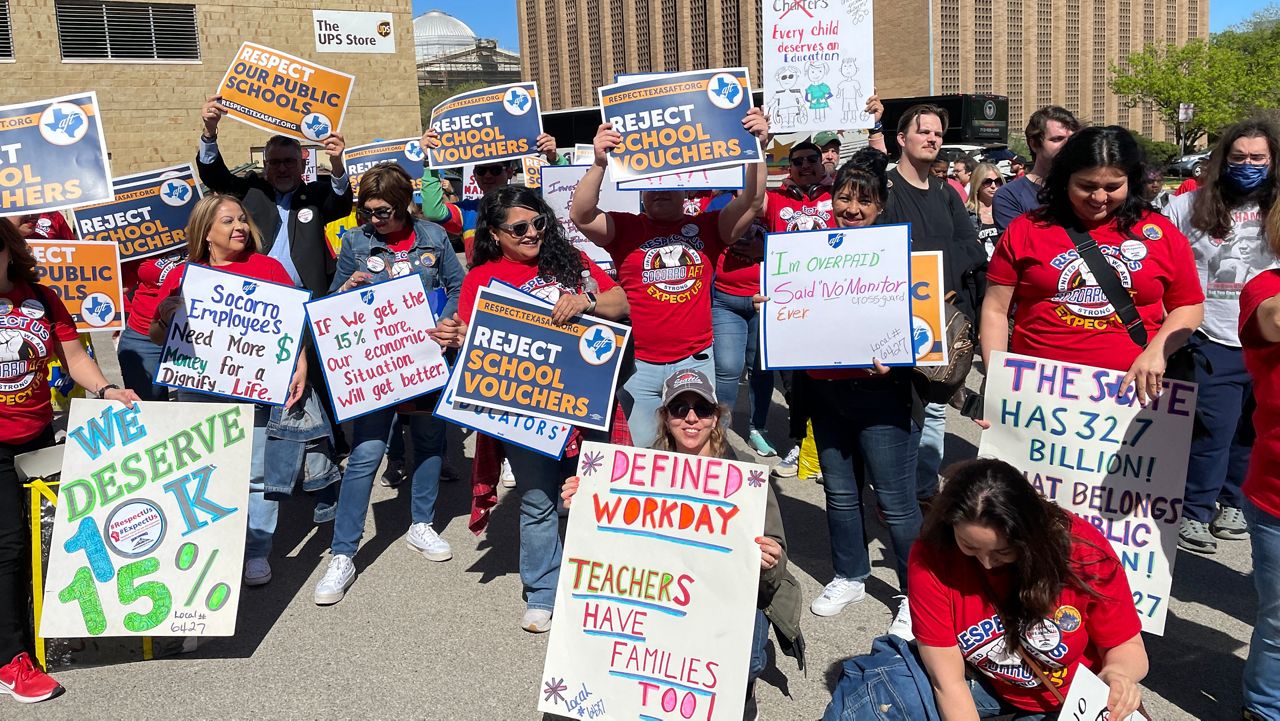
[407,522,453,561]
[243,557,271,586]
[810,576,865,617]
[888,595,914,640]
[522,608,552,633]
[500,458,516,488]
[314,554,355,605]
[773,446,800,478]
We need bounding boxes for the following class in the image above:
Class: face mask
[1226,162,1270,191]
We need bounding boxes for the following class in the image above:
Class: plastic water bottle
[580,269,599,294]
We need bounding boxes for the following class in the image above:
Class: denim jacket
[263,386,341,496]
[822,634,941,721]
[330,217,464,319]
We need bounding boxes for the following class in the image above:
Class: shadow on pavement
[1170,545,1255,626]
[1143,608,1248,718]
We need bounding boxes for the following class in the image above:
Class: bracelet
[95,384,121,399]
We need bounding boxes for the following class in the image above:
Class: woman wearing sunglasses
[431,185,627,632]
[966,162,1005,259]
[312,164,466,606]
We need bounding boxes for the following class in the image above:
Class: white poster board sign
[1060,666,1145,721]
[538,442,769,721]
[313,10,395,54]
[40,399,253,637]
[764,0,876,133]
[542,164,640,278]
[155,264,310,406]
[305,274,449,423]
[760,224,913,369]
[979,352,1197,635]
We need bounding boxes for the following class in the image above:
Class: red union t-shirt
[987,211,1203,371]
[124,253,185,335]
[458,251,617,324]
[606,211,725,363]
[1,282,80,444]
[909,515,1142,713]
[715,188,835,297]
[1240,269,1280,517]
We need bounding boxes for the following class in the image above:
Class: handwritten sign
[911,251,948,367]
[979,352,1198,635]
[0,92,113,215]
[760,223,913,369]
[1059,666,1145,721]
[460,165,483,199]
[598,68,762,182]
[28,240,124,332]
[71,164,202,261]
[454,287,630,432]
[218,42,355,142]
[40,399,253,637]
[541,164,640,278]
[427,81,544,168]
[763,0,876,133]
[522,155,549,189]
[156,264,310,406]
[344,137,424,198]
[616,166,746,191]
[539,441,768,721]
[305,274,449,423]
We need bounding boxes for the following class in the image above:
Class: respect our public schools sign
[217,42,355,142]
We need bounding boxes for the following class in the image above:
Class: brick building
[516,0,1210,142]
[0,0,419,175]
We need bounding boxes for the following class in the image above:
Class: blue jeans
[968,672,1052,720]
[387,414,406,465]
[622,347,716,448]
[748,608,769,684]
[1183,335,1251,522]
[504,441,566,611]
[711,290,774,432]
[117,327,167,401]
[810,377,922,588]
[331,407,446,557]
[916,401,947,501]
[1245,500,1280,718]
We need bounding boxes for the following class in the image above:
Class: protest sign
[217,42,355,142]
[911,251,948,367]
[345,137,425,196]
[454,287,630,431]
[541,164,640,278]
[313,10,395,54]
[1058,666,1145,721]
[460,165,483,199]
[427,82,544,168]
[760,223,913,369]
[538,441,768,721]
[598,68,762,182]
[302,146,319,183]
[28,240,124,332]
[763,0,876,133]
[522,155,549,189]
[616,166,746,191]
[573,144,596,166]
[71,164,202,261]
[979,351,1197,635]
[0,92,112,215]
[155,264,310,406]
[39,399,253,637]
[305,274,449,423]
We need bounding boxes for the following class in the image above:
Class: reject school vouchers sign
[979,351,1198,635]
[305,274,449,423]
[0,92,113,215]
[427,82,544,168]
[156,265,310,406]
[763,0,876,133]
[71,164,202,262]
[28,240,124,332]
[218,42,355,142]
[40,399,253,637]
[540,164,641,278]
[344,138,424,197]
[538,442,769,721]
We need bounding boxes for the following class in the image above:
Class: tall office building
[517,0,1209,142]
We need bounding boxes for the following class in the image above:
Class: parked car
[1167,151,1210,178]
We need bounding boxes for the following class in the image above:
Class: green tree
[1131,132,1181,166]
[419,81,491,130]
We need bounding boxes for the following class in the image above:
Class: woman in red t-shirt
[118,250,186,400]
[981,125,1204,406]
[0,221,140,702]
[909,458,1147,719]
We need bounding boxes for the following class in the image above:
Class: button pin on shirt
[366,256,386,273]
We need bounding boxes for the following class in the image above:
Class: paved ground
[19,341,1256,720]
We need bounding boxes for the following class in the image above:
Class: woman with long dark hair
[981,126,1204,405]
[910,458,1147,719]
[1165,117,1279,554]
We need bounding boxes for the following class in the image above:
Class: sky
[409,0,1266,50]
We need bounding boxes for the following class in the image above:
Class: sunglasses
[475,165,508,176]
[666,399,717,419]
[356,206,396,220]
[791,155,821,166]
[982,177,1004,188]
[495,215,548,237]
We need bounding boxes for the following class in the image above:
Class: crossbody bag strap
[1063,226,1148,348]
[970,560,1068,705]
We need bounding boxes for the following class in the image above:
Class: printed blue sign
[345,137,425,197]
[71,164,203,261]
[427,81,544,168]
[0,92,113,215]
[597,68,761,182]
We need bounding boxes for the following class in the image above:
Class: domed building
[413,10,479,64]
[414,9,521,90]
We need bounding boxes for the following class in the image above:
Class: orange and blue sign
[71,164,202,262]
[0,92,113,215]
[217,42,355,142]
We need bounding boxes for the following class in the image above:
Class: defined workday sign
[979,352,1197,635]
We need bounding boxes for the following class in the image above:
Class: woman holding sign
[0,221,140,702]
[431,185,627,632]
[313,164,465,607]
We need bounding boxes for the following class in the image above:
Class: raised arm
[568,123,622,247]
[719,108,771,247]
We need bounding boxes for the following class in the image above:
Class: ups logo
[377,21,392,37]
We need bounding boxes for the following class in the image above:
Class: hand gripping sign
[427,81,544,168]
[344,138,425,198]
[0,92,113,215]
[217,42,355,142]
[71,164,203,262]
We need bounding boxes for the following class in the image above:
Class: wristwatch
[95,384,121,399]
[584,293,598,313]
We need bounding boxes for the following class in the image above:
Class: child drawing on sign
[838,58,867,125]
[804,61,834,123]
[768,65,807,130]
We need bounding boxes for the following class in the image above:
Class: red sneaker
[0,652,64,703]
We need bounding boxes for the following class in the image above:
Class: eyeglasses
[495,215,548,237]
[356,206,396,220]
[475,165,508,176]
[666,399,717,419]
[982,177,1004,188]
[791,155,821,166]
[265,158,300,168]
[1227,154,1272,164]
